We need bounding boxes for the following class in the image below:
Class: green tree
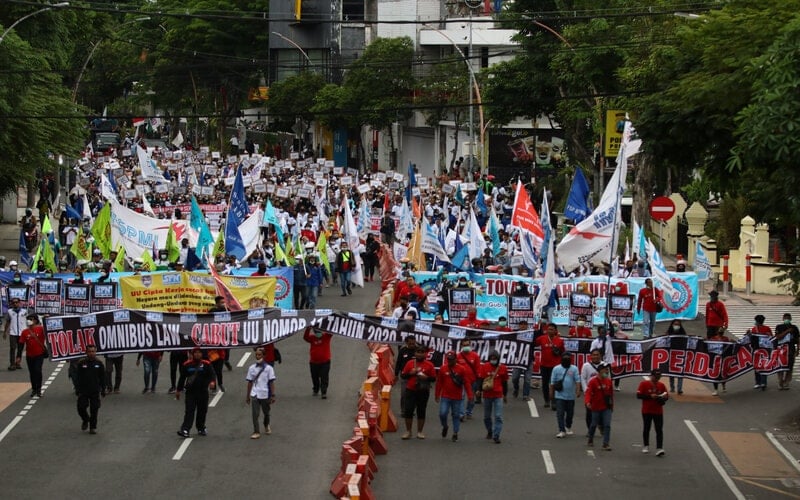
[267,72,326,136]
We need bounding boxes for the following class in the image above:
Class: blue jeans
[439,397,463,434]
[669,377,683,392]
[462,380,479,417]
[556,398,575,432]
[754,372,768,387]
[339,271,351,294]
[305,285,319,309]
[143,356,160,391]
[589,409,613,445]
[642,310,656,338]
[512,367,531,398]
[483,397,504,438]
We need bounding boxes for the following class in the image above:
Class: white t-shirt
[246,361,276,399]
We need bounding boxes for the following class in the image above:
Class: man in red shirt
[399,346,436,439]
[16,314,48,398]
[393,276,425,307]
[568,314,593,338]
[436,351,473,442]
[456,339,481,420]
[303,327,332,398]
[535,323,565,409]
[636,369,669,456]
[585,362,614,450]
[458,306,489,329]
[748,314,773,390]
[705,290,728,338]
[636,278,663,339]
[478,350,509,443]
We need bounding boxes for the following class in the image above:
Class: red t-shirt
[585,375,613,411]
[569,326,593,338]
[401,359,436,391]
[536,334,565,368]
[637,286,663,313]
[456,351,481,383]
[637,379,668,415]
[705,300,728,328]
[19,325,47,358]
[478,362,509,399]
[436,362,473,400]
[303,329,332,364]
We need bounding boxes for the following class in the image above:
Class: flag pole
[604,121,629,332]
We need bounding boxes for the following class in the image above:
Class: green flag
[212,229,225,259]
[316,232,330,276]
[165,222,180,263]
[91,203,112,258]
[140,248,156,272]
[113,244,126,272]
[70,226,92,262]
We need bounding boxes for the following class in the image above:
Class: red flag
[207,257,243,311]
[510,180,544,243]
[132,117,145,128]
[412,197,421,219]
[383,191,391,214]
[378,242,399,289]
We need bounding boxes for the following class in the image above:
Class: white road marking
[172,438,193,460]
[23,405,32,411]
[541,450,556,474]
[209,391,224,408]
[587,450,595,458]
[18,411,27,416]
[237,352,251,368]
[0,416,24,444]
[527,399,539,418]
[765,432,800,474]
[684,420,746,500]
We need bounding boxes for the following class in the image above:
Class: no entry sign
[649,196,676,222]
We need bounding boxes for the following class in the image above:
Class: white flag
[82,193,92,222]
[172,130,184,147]
[421,219,450,263]
[141,193,155,218]
[342,198,364,288]
[694,240,711,281]
[534,192,556,318]
[137,146,167,183]
[100,173,116,201]
[466,208,487,261]
[646,238,678,302]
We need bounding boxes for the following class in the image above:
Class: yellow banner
[120,272,275,313]
[604,109,627,158]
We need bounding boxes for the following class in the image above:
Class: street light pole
[0,2,70,44]
[271,31,312,68]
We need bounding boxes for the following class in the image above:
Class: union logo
[274,276,290,300]
[663,277,692,315]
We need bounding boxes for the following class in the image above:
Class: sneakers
[711,390,718,396]
[556,431,566,438]
[522,397,531,402]
[321,393,327,399]
[543,402,550,409]
[451,433,458,442]
[142,388,149,394]
[656,449,665,457]
[177,429,190,438]
[416,432,425,440]
[642,446,649,454]
[602,444,612,451]
[401,432,411,440]
[265,425,272,435]
[441,426,449,438]
[512,388,519,398]
[251,432,261,439]
[493,437,501,444]
[81,420,89,431]
[225,361,232,371]
[89,429,97,435]
[198,428,207,436]
[486,431,493,439]
[7,365,15,371]
[615,386,621,392]
[587,439,594,447]
[754,384,762,389]
[566,428,574,435]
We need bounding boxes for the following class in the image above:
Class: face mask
[561,360,571,368]
[672,325,681,332]
[577,321,585,327]
[13,278,21,283]
[314,331,322,339]
[461,346,472,353]
[12,305,19,311]
[489,359,499,366]
[498,321,507,327]
[785,320,792,325]
[600,372,610,379]
[26,320,33,326]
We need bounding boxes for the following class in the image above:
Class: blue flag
[18,230,32,268]
[190,195,214,259]
[107,173,118,194]
[564,168,592,223]
[455,184,464,206]
[262,199,285,247]
[476,187,488,215]
[451,235,470,271]
[224,166,248,260]
[405,162,417,204]
[64,204,82,221]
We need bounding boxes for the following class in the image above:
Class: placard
[6,285,30,303]
[34,278,63,315]
[124,189,138,199]
[90,282,118,312]
[211,151,220,159]
[389,182,399,190]
[297,188,311,199]
[290,152,300,160]
[507,294,536,329]
[122,149,132,157]
[357,184,371,194]
[341,176,353,186]
[191,185,202,195]
[266,184,275,194]
[253,183,267,193]
[333,167,343,175]
[276,187,290,198]
[376,172,386,182]
[155,184,169,194]
[448,287,476,325]
[347,168,358,177]
[418,177,429,187]
[324,160,335,168]
[394,173,404,182]
[608,294,635,331]
[201,186,214,196]
[462,182,477,191]
[64,283,91,315]
[569,292,594,327]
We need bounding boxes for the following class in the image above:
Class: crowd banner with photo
[64,284,91,315]
[90,282,119,312]
[506,294,536,329]
[568,292,593,326]
[607,294,635,331]
[530,335,790,383]
[120,271,276,313]
[447,287,476,324]
[411,272,699,324]
[34,279,63,315]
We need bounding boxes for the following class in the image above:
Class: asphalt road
[2,280,800,499]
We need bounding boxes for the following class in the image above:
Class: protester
[3,297,26,370]
[707,327,730,395]
[637,369,669,456]
[511,319,532,401]
[478,350,509,443]
[176,347,217,437]
[136,351,163,394]
[395,335,417,416]
[245,347,276,439]
[636,278,663,339]
[666,320,688,394]
[304,255,326,309]
[104,353,124,394]
[550,353,581,438]
[456,338,481,420]
[775,313,800,390]
[585,362,614,450]
[399,346,436,440]
[16,314,48,398]
[749,314,773,390]
[705,290,728,338]
[436,351,473,442]
[75,344,106,434]
[535,323,565,409]
[580,349,603,431]
[303,327,332,399]
[335,241,356,296]
[568,314,592,338]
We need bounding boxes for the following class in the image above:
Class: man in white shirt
[246,347,277,439]
[3,297,27,370]
[392,295,419,320]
